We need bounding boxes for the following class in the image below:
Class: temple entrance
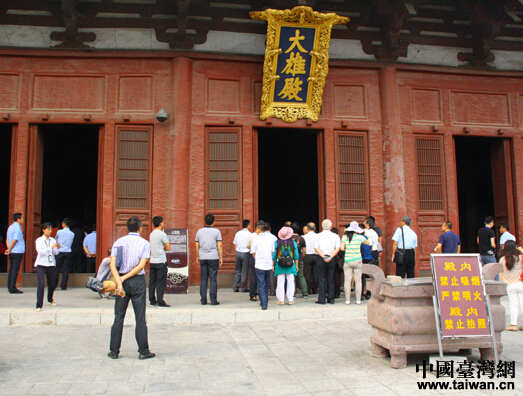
[455,136,515,254]
[0,124,12,272]
[257,128,321,232]
[25,124,100,272]
[40,124,99,230]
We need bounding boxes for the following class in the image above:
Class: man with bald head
[314,219,341,304]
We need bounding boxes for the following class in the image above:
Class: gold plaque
[250,6,349,122]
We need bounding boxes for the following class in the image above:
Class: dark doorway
[40,124,99,232]
[257,128,319,232]
[0,124,12,272]
[455,136,503,254]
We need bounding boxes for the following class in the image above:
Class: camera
[156,108,168,122]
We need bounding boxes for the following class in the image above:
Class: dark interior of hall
[0,124,12,272]
[40,124,98,232]
[257,128,319,232]
[454,136,497,254]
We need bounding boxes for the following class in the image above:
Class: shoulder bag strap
[401,227,406,253]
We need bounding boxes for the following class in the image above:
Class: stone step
[0,286,368,326]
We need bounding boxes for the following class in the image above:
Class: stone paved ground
[1,317,523,396]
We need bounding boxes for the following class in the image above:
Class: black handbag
[393,227,406,265]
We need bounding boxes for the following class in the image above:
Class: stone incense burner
[362,263,506,369]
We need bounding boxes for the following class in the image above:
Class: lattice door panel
[415,135,447,272]
[336,131,369,226]
[205,127,243,269]
[114,125,152,248]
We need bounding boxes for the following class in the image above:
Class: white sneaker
[356,301,361,305]
[345,300,351,305]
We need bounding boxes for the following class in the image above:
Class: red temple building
[1,0,523,285]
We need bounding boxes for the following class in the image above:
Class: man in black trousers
[108,217,155,360]
[149,216,171,308]
[314,219,341,304]
[6,213,25,294]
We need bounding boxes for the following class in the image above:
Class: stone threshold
[0,305,367,326]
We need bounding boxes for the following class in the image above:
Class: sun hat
[278,226,293,240]
[345,221,364,234]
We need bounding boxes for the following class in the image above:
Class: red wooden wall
[0,50,522,284]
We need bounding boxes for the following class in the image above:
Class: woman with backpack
[272,226,299,305]
[340,221,373,305]
[499,240,523,331]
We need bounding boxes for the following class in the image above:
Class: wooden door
[491,139,516,236]
[25,125,44,272]
[415,135,446,272]
[114,125,153,248]
[205,126,243,271]
[335,131,370,228]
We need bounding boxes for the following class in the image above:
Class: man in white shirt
[314,219,341,304]
[149,216,171,308]
[233,219,251,292]
[364,218,380,265]
[251,222,275,310]
[247,220,264,301]
[303,222,320,295]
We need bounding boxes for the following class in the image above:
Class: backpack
[86,276,104,292]
[277,240,295,268]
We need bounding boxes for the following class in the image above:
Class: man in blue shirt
[435,221,461,254]
[55,218,75,290]
[108,216,154,360]
[5,213,25,294]
[391,216,418,278]
[83,224,97,273]
[499,223,516,253]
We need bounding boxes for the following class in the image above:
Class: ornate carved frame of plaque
[250,6,349,123]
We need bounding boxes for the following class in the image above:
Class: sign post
[164,228,189,294]
[431,254,498,364]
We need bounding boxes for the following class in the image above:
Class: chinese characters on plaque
[273,27,316,105]
[164,228,189,294]
[250,6,349,122]
[431,255,490,337]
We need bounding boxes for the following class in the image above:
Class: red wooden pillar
[99,122,115,266]
[242,124,254,223]
[323,127,337,223]
[170,57,193,228]
[11,123,30,285]
[511,137,523,243]
[379,67,406,277]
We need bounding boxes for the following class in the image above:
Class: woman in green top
[340,221,373,305]
[272,226,299,305]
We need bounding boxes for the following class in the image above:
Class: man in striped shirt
[108,216,155,360]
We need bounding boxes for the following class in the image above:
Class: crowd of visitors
[4,211,522,336]
[3,209,523,359]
